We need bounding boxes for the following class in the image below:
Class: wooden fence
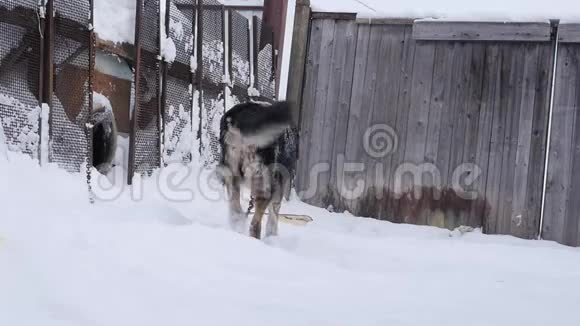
[294,16,580,244]
[543,24,580,246]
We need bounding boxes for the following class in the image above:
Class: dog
[218,101,297,239]
[90,102,117,175]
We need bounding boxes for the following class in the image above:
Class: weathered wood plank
[313,19,344,207]
[559,23,580,43]
[434,42,460,209]
[447,42,473,229]
[356,18,415,26]
[307,19,336,206]
[471,44,499,231]
[460,43,486,228]
[318,20,357,208]
[351,24,385,216]
[497,44,525,235]
[387,25,416,223]
[400,40,436,225]
[365,24,407,220]
[510,43,541,239]
[328,21,358,212]
[526,41,554,241]
[430,42,458,229]
[413,21,551,42]
[311,12,357,20]
[484,44,506,234]
[374,25,409,220]
[562,45,580,246]
[287,0,311,124]
[296,18,324,197]
[343,24,371,213]
[543,44,578,243]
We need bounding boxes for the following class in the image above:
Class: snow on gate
[0,0,277,176]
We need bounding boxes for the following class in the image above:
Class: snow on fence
[0,0,43,159]
[0,0,277,176]
[294,14,580,246]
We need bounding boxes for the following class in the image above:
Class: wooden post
[285,0,310,126]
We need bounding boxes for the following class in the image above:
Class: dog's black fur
[218,101,297,239]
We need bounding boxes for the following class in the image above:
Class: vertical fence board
[510,44,540,238]
[327,20,358,209]
[388,25,416,222]
[342,24,371,213]
[526,41,554,240]
[543,44,578,243]
[544,43,580,245]
[296,18,324,197]
[461,43,486,228]
[307,19,335,206]
[373,25,406,220]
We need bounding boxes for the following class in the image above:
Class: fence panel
[199,0,224,166]
[0,1,42,159]
[253,16,275,100]
[543,24,580,246]
[129,0,161,181]
[162,0,195,164]
[229,9,250,105]
[298,19,553,239]
[49,0,93,172]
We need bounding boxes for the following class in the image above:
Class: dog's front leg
[226,176,246,232]
[250,198,269,239]
[266,202,281,237]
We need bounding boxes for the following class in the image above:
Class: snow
[93,91,113,113]
[1,151,580,325]
[160,0,177,63]
[310,0,580,21]
[0,93,40,157]
[94,0,136,44]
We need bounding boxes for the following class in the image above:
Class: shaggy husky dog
[218,101,296,239]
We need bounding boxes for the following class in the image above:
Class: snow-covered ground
[1,152,580,325]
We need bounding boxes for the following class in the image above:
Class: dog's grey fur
[90,104,117,175]
[218,101,297,239]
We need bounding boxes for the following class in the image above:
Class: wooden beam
[413,21,552,42]
[286,0,311,126]
[311,12,356,20]
[559,23,580,43]
[356,17,414,25]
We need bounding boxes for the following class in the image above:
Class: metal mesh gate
[200,0,225,166]
[162,0,195,164]
[229,9,250,105]
[0,1,42,158]
[49,0,93,172]
[253,16,275,100]
[130,0,161,180]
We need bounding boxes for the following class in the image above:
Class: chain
[85,122,94,204]
[246,196,254,216]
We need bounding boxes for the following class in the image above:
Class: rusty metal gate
[129,0,161,182]
[161,0,196,164]
[0,0,278,177]
[48,0,94,172]
[0,0,42,159]
[228,9,251,106]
